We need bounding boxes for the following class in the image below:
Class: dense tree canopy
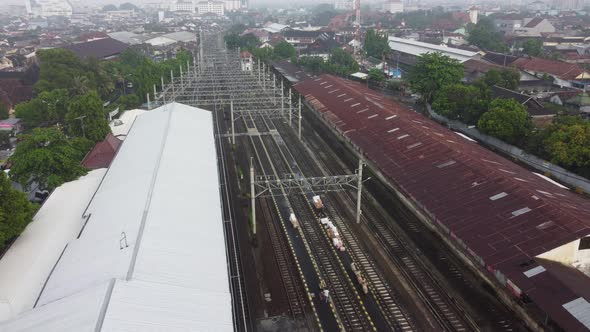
[274,41,297,59]
[65,91,111,142]
[467,17,507,52]
[296,49,359,77]
[15,89,69,127]
[368,68,386,83]
[0,172,37,248]
[405,52,464,103]
[478,68,520,91]
[102,4,118,11]
[522,38,543,57]
[364,29,391,58]
[432,84,488,124]
[477,98,532,145]
[9,128,88,190]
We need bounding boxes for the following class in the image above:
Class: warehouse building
[295,74,590,331]
[0,102,233,331]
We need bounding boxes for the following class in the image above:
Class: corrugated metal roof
[0,102,231,331]
[295,74,590,331]
[388,36,478,62]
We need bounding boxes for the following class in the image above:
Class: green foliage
[432,84,488,125]
[296,50,359,77]
[65,91,111,142]
[35,49,86,94]
[117,94,140,110]
[398,8,459,30]
[9,127,88,190]
[0,102,8,120]
[532,116,590,177]
[249,47,275,62]
[15,89,69,127]
[405,52,464,103]
[119,2,138,10]
[478,68,520,90]
[228,24,247,35]
[386,80,404,91]
[368,68,385,83]
[274,41,297,59]
[102,4,117,11]
[522,38,543,57]
[467,17,507,52]
[477,98,532,144]
[225,33,259,49]
[0,172,37,248]
[364,29,391,58]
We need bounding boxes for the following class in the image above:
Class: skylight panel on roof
[511,207,532,217]
[319,81,326,85]
[563,298,590,329]
[328,89,339,94]
[367,114,378,119]
[397,134,409,140]
[357,108,369,114]
[489,192,508,201]
[514,177,528,182]
[482,158,503,165]
[387,128,400,133]
[533,173,568,189]
[437,160,456,168]
[499,169,516,175]
[536,190,554,197]
[386,115,397,120]
[524,266,546,278]
[324,84,333,89]
[412,120,423,124]
[446,140,457,143]
[351,103,360,107]
[344,98,354,102]
[536,220,555,230]
[407,142,423,149]
[455,132,477,142]
[337,93,346,98]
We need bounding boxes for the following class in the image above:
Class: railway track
[290,109,527,331]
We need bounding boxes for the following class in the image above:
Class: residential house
[511,56,590,88]
[491,85,556,126]
[511,17,556,37]
[283,30,332,50]
[63,38,129,60]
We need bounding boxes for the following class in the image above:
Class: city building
[382,0,404,14]
[388,36,480,63]
[0,102,233,330]
[469,6,478,24]
[240,50,253,71]
[169,0,195,13]
[197,0,225,16]
[334,0,354,10]
[25,0,73,17]
[223,0,241,11]
[63,38,129,60]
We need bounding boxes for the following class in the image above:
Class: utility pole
[250,158,256,235]
[230,99,235,145]
[356,158,364,224]
[147,92,151,109]
[298,95,302,139]
[289,88,292,126]
[170,70,175,96]
[75,115,86,138]
[153,84,157,101]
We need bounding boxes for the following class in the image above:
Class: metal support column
[146,93,151,110]
[250,158,256,235]
[180,65,183,90]
[289,89,292,126]
[298,95,302,139]
[170,70,174,96]
[257,61,261,82]
[356,159,364,224]
[161,76,164,90]
[262,63,266,90]
[230,100,235,145]
[153,84,157,101]
[273,74,277,105]
[280,79,284,118]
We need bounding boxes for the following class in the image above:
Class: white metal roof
[0,102,231,331]
[388,36,478,62]
[161,31,197,42]
[109,109,146,138]
[0,170,106,320]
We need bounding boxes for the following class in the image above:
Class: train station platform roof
[295,74,590,331]
[0,102,233,331]
[388,36,479,63]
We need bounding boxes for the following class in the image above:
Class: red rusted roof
[81,133,121,169]
[295,74,590,331]
[512,56,589,80]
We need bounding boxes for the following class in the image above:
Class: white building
[169,0,195,12]
[26,0,73,17]
[334,0,354,10]
[223,0,241,11]
[382,0,403,13]
[0,102,233,331]
[388,36,479,63]
[197,0,225,15]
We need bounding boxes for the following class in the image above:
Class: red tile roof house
[512,56,590,89]
[296,74,590,331]
[81,133,121,169]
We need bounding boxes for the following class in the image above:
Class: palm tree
[70,75,89,96]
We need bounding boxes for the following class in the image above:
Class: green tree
[34,49,86,94]
[479,68,520,90]
[329,48,359,74]
[368,68,385,84]
[102,4,117,11]
[364,29,391,58]
[536,116,590,177]
[477,98,532,144]
[0,172,37,248]
[9,128,88,190]
[65,91,111,142]
[522,38,543,57]
[14,89,69,127]
[274,41,296,59]
[467,17,507,52]
[119,2,139,10]
[432,84,488,124]
[405,52,464,103]
[0,101,9,120]
[117,94,140,110]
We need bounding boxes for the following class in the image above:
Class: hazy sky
[1,0,330,5]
